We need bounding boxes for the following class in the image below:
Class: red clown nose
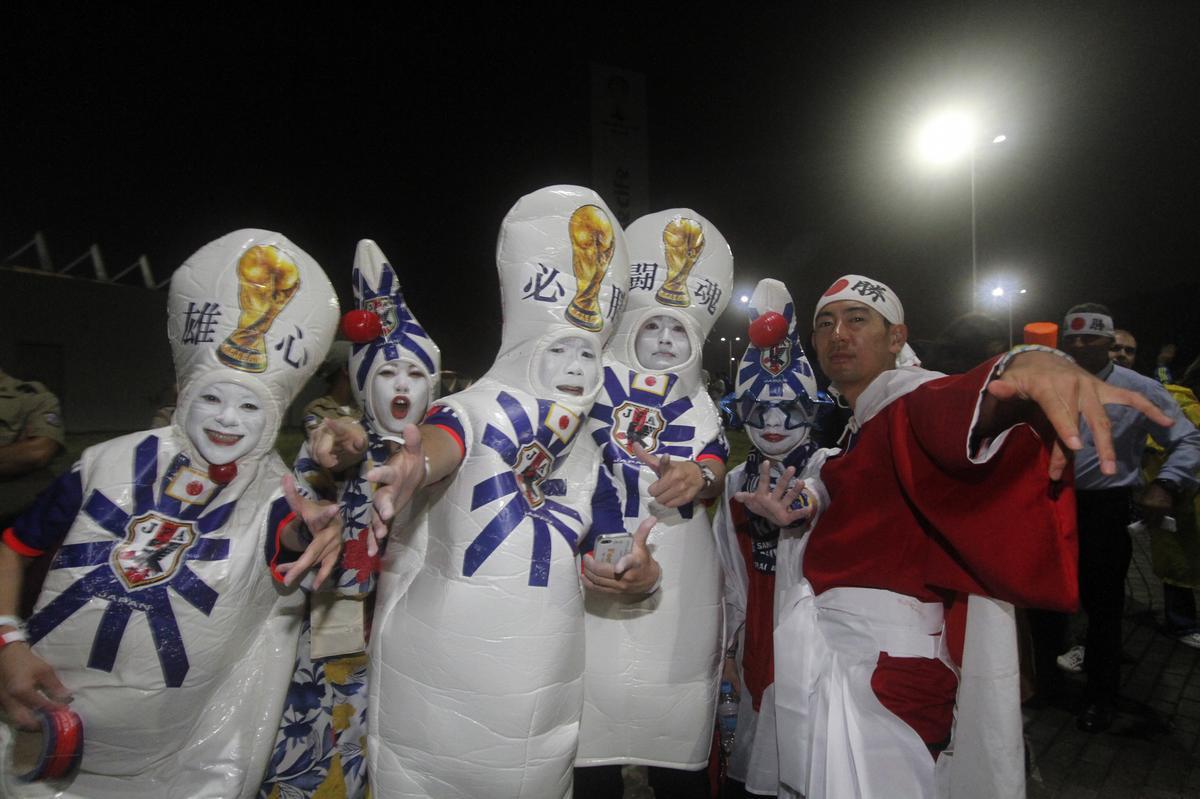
[341,310,383,343]
[749,311,788,348]
[208,462,238,485]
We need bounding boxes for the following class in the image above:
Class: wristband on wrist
[0,628,29,651]
[993,344,1075,377]
[0,614,24,631]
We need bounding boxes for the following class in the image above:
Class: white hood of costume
[735,278,824,420]
[608,209,732,395]
[484,184,629,416]
[347,239,442,435]
[167,229,339,465]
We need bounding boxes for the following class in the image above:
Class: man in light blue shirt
[1057,303,1200,733]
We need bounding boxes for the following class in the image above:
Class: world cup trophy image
[565,204,615,332]
[216,244,302,373]
[655,216,705,307]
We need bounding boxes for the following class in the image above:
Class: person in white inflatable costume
[260,240,440,799]
[0,230,343,798]
[712,278,831,797]
[365,186,660,799]
[572,209,733,798]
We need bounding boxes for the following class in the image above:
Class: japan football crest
[760,337,791,377]
[612,401,665,454]
[111,512,197,589]
[365,296,398,336]
[514,441,554,508]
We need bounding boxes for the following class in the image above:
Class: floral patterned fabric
[259,619,370,799]
[259,429,388,799]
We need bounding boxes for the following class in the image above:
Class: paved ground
[1024,524,1200,798]
[624,524,1200,798]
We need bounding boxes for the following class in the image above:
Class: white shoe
[1178,633,1200,650]
[1056,645,1085,673]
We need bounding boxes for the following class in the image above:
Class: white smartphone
[592,533,634,566]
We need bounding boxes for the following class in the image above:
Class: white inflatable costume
[368,186,629,798]
[261,240,439,798]
[577,209,733,770]
[1,230,338,798]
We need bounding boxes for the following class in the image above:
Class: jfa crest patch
[612,401,665,454]
[760,338,791,377]
[111,512,197,590]
[514,441,554,508]
[365,296,398,336]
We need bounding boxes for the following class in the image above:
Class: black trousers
[1077,487,1134,704]
[573,765,711,799]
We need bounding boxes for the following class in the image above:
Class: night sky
[5,2,1199,380]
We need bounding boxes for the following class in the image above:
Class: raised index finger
[631,442,666,476]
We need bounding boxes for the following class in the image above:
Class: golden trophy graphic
[565,204,615,332]
[655,217,705,307]
[216,245,301,373]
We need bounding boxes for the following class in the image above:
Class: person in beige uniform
[0,368,64,482]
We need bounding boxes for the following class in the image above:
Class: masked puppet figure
[367,186,632,798]
[712,278,833,795]
[576,209,733,783]
[0,230,339,798]
[261,240,440,799]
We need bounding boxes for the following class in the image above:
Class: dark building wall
[1,267,330,433]
[1,268,173,431]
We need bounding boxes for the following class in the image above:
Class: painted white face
[635,314,692,370]
[185,381,267,465]
[746,403,812,459]
[370,358,431,434]
[536,336,599,399]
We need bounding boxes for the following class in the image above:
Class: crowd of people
[0,184,1194,799]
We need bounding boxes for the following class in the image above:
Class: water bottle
[718,680,738,754]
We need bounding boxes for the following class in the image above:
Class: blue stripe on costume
[24,436,237,688]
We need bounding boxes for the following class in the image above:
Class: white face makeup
[185,381,267,465]
[635,314,692,371]
[746,403,811,458]
[536,336,599,399]
[370,358,432,434]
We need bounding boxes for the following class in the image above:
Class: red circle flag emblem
[823,278,850,296]
[186,481,204,496]
[646,376,657,387]
[1070,317,1086,331]
[558,415,569,430]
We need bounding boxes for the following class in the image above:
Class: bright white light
[917,111,977,164]
[992,134,1007,144]
[991,286,1005,297]
[1019,289,1027,294]
[729,357,735,362]
[720,337,727,342]
[739,295,750,303]
[734,337,741,342]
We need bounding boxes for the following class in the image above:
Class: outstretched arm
[275,474,344,589]
[308,417,369,472]
[364,423,463,554]
[979,350,1173,480]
